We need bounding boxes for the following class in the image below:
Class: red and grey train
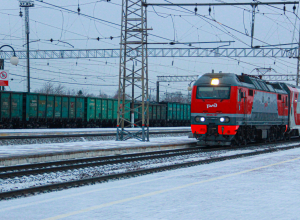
[191,72,300,146]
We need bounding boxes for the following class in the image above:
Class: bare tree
[99,90,109,98]
[112,89,129,100]
[161,91,189,103]
[34,82,55,94]
[53,84,65,94]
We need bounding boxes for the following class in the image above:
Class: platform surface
[0,145,299,219]
[0,136,196,166]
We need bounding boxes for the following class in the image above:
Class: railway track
[1,140,300,200]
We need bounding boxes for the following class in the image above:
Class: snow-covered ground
[1,146,300,219]
[0,137,196,159]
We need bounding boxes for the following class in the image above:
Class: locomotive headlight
[200,117,205,122]
[220,117,230,123]
[211,78,219,85]
[195,117,200,122]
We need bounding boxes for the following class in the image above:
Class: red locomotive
[191,72,300,146]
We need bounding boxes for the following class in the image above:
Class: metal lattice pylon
[116,0,149,141]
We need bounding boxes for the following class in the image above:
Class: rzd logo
[207,103,217,108]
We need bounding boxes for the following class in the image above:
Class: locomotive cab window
[278,94,281,100]
[248,90,253,96]
[196,87,230,99]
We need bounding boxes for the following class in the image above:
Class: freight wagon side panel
[183,104,187,120]
[54,96,62,118]
[176,103,180,121]
[87,98,96,121]
[161,105,166,120]
[125,101,130,121]
[180,104,184,121]
[157,105,161,120]
[172,103,177,120]
[38,95,46,118]
[187,104,191,120]
[47,96,54,118]
[153,105,157,120]
[76,98,84,119]
[62,97,69,118]
[149,105,153,120]
[108,100,113,119]
[96,99,102,119]
[1,93,10,119]
[26,94,37,121]
[69,97,75,118]
[113,100,118,120]
[11,93,23,120]
[167,103,172,120]
[102,99,108,120]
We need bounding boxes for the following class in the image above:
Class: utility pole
[20,0,34,93]
[297,28,300,86]
[117,0,149,141]
[131,62,134,128]
[0,59,4,91]
[251,5,257,48]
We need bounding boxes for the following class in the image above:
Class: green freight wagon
[113,99,118,126]
[101,99,108,126]
[86,97,103,127]
[187,104,191,123]
[86,97,96,125]
[160,102,190,126]
[69,97,76,120]
[46,95,54,121]
[61,96,69,124]
[0,91,23,128]
[100,98,115,127]
[53,96,62,127]
[95,98,102,123]
[25,93,53,128]
[151,104,162,127]
[149,105,153,122]
[76,97,85,127]
[161,104,166,126]
[180,104,184,121]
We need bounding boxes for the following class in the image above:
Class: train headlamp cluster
[195,116,205,122]
[195,116,229,123]
[220,117,230,123]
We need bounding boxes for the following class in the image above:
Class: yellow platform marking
[43,156,300,220]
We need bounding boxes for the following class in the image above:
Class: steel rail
[1,143,299,200]
[0,144,199,178]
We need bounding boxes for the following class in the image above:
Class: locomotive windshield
[196,86,230,99]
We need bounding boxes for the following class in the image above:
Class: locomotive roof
[194,73,287,94]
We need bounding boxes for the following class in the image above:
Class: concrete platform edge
[0,142,196,167]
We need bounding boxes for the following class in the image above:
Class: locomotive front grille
[207,123,218,136]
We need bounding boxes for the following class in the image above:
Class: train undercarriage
[195,125,293,146]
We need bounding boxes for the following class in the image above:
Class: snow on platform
[0,137,196,166]
[1,147,299,220]
[0,127,191,137]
